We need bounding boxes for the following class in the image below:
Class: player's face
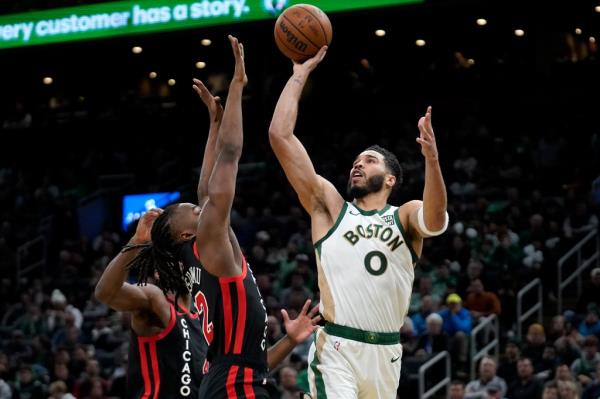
[172,203,202,241]
[347,150,393,199]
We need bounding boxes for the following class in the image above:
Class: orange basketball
[274,4,332,62]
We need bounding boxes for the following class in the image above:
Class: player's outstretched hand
[282,299,321,344]
[416,106,439,161]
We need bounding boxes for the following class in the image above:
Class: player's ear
[386,174,396,189]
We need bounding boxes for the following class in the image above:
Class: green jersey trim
[314,202,349,255]
[394,210,419,264]
[350,203,391,216]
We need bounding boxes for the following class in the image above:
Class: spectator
[449,380,466,399]
[279,367,300,399]
[280,271,313,309]
[267,315,285,346]
[538,345,559,381]
[465,356,507,399]
[498,340,520,383]
[415,313,448,357]
[48,381,76,399]
[485,380,507,399]
[12,365,45,399]
[410,276,440,314]
[557,380,581,399]
[464,279,501,320]
[578,305,600,337]
[411,295,434,336]
[507,357,543,399]
[542,382,559,399]
[439,293,472,366]
[571,336,600,386]
[563,201,598,241]
[0,376,11,399]
[582,363,600,399]
[523,323,546,372]
[577,268,600,314]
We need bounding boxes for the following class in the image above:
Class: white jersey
[314,201,417,333]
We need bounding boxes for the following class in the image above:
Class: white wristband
[417,207,449,237]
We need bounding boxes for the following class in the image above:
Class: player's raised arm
[94,208,169,320]
[193,78,223,206]
[195,35,246,277]
[268,47,343,218]
[403,107,448,240]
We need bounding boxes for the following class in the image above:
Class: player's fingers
[418,116,426,131]
[300,299,311,315]
[229,35,239,56]
[424,107,434,137]
[316,45,328,62]
[311,315,322,325]
[416,137,431,146]
[281,309,290,323]
[308,304,319,318]
[192,79,210,98]
[239,42,245,59]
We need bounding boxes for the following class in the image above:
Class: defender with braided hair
[95,35,320,399]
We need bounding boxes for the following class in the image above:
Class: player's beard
[347,173,385,199]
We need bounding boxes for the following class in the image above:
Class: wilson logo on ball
[279,20,308,52]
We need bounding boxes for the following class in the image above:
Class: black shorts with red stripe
[198,358,269,398]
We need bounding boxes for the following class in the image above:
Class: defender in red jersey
[194,36,319,398]
[94,76,226,398]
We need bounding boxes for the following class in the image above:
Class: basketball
[274,4,332,62]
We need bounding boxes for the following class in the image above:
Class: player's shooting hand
[293,46,328,75]
[228,35,247,86]
[131,208,163,244]
[416,106,439,161]
[282,299,321,344]
[192,79,223,124]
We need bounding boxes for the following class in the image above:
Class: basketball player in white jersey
[268,46,449,398]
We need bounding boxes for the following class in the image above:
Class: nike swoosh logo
[349,211,360,216]
[391,356,400,363]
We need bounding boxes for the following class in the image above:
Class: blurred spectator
[498,340,521,383]
[439,293,472,365]
[464,279,501,320]
[542,382,559,399]
[571,336,600,387]
[557,380,581,399]
[267,315,285,346]
[449,380,466,399]
[12,365,45,399]
[279,367,300,399]
[280,271,313,310]
[0,377,11,399]
[410,276,440,314]
[523,323,547,372]
[415,313,448,357]
[577,268,600,314]
[465,356,507,399]
[563,201,598,241]
[507,357,543,399]
[48,381,76,399]
[411,295,434,337]
[582,363,600,399]
[579,305,600,337]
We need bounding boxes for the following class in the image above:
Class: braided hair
[127,204,190,299]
